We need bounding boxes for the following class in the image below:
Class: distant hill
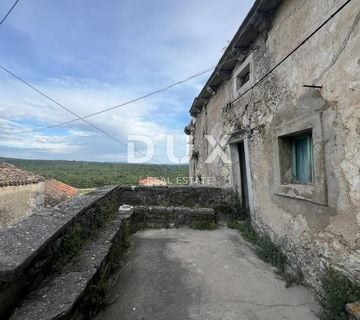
[0,157,189,188]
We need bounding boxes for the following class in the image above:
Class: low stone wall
[131,206,215,229]
[114,185,234,214]
[0,184,234,319]
[0,186,120,318]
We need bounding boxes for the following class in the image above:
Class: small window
[278,131,314,185]
[236,63,250,90]
[292,135,313,183]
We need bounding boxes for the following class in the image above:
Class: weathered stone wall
[0,186,119,318]
[131,206,215,229]
[190,0,360,289]
[114,185,234,214]
[0,185,233,318]
[0,182,45,229]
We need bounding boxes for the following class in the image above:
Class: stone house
[138,177,168,186]
[185,0,359,289]
[0,163,80,228]
[44,179,80,207]
[0,163,45,228]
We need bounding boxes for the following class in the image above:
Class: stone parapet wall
[0,186,119,318]
[131,206,215,229]
[114,185,234,213]
[0,185,233,319]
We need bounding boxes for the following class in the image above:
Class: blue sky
[0,0,254,163]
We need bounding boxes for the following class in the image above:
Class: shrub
[320,268,360,320]
[191,221,216,230]
[228,219,300,286]
[255,234,287,273]
[232,191,249,221]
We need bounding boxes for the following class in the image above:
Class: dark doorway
[238,142,249,210]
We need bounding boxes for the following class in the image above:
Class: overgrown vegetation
[0,157,188,188]
[191,221,216,230]
[81,268,109,318]
[52,222,84,272]
[81,218,134,317]
[229,201,360,318]
[51,199,118,272]
[255,234,287,274]
[228,218,301,287]
[230,191,249,221]
[93,200,119,228]
[320,268,360,320]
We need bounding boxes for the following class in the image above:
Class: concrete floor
[96,228,321,320]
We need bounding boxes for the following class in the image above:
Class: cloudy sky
[0,0,254,164]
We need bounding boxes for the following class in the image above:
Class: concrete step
[10,210,128,320]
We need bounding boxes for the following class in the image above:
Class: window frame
[233,53,254,97]
[272,112,328,205]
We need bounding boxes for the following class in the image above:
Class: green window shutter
[292,135,313,183]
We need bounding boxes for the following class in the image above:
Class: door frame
[228,130,254,216]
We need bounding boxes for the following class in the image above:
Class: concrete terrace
[96,228,320,320]
[0,186,325,319]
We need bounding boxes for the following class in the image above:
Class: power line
[0,0,351,161]
[0,64,162,163]
[229,0,352,106]
[0,0,20,26]
[0,66,215,135]
[0,0,351,137]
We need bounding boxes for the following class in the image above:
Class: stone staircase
[10,209,127,320]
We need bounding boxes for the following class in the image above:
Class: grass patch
[320,268,360,320]
[191,221,216,230]
[229,219,302,287]
[230,191,249,221]
[227,219,243,230]
[255,234,287,274]
[51,199,118,272]
[52,222,84,271]
[79,188,97,195]
[282,268,304,288]
[236,219,259,243]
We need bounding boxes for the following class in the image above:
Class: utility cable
[0,0,20,26]
[229,0,352,106]
[0,64,163,163]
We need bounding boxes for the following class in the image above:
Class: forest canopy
[0,157,189,188]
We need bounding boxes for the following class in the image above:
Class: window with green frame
[291,134,313,184]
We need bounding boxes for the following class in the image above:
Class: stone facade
[0,182,45,229]
[0,163,46,228]
[186,0,360,289]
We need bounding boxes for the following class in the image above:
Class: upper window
[236,63,250,90]
[278,131,314,185]
[233,54,253,95]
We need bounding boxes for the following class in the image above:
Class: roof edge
[189,0,282,115]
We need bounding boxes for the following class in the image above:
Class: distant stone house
[44,179,80,207]
[185,0,359,289]
[0,163,80,228]
[0,163,45,228]
[138,177,167,186]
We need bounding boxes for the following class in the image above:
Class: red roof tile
[44,179,79,206]
[138,177,167,186]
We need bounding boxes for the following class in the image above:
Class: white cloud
[0,0,255,162]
